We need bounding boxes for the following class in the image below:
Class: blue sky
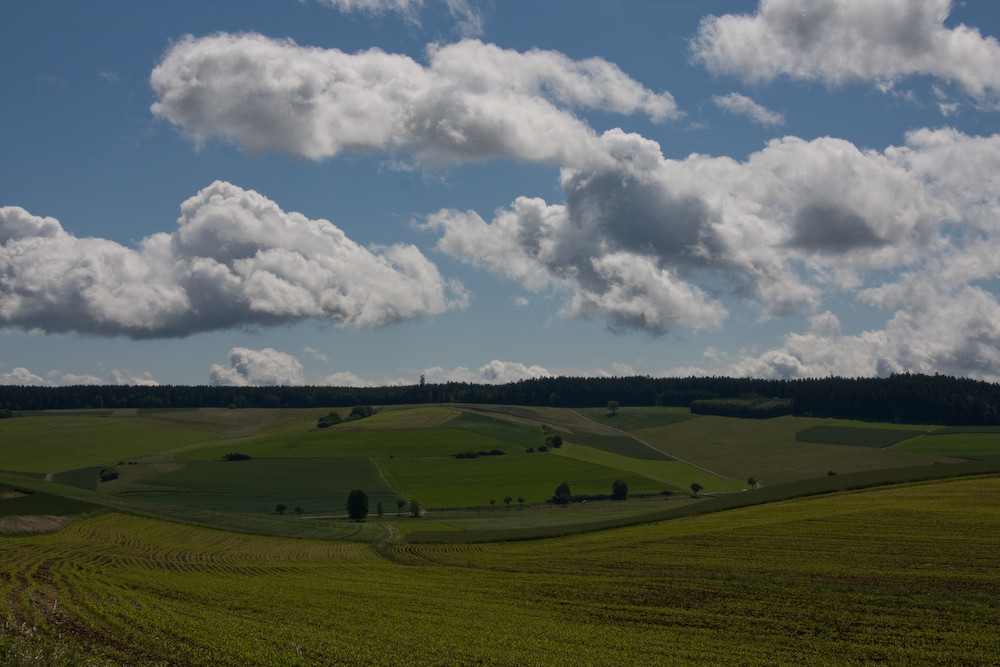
[3,0,1000,387]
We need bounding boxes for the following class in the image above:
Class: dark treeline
[1,373,999,426]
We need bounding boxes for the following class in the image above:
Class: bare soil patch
[0,515,69,534]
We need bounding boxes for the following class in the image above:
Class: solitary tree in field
[690,482,703,497]
[410,499,422,517]
[490,498,496,511]
[747,477,756,488]
[553,482,571,505]
[612,479,628,501]
[294,506,304,517]
[504,496,512,511]
[606,400,620,417]
[346,489,369,522]
[396,499,406,516]
[376,501,384,518]
[518,496,525,510]
[275,503,287,516]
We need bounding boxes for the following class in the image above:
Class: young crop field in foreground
[1,475,998,665]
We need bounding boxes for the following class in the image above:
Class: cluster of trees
[221,452,252,461]
[3,373,1000,426]
[453,449,505,459]
[316,405,375,428]
[690,397,793,419]
[278,491,420,522]
[550,479,635,505]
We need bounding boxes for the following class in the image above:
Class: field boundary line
[370,457,407,502]
[567,409,733,480]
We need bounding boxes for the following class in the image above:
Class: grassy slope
[125,457,404,515]
[2,476,997,665]
[377,450,670,508]
[636,415,966,485]
[552,442,745,492]
[0,414,217,473]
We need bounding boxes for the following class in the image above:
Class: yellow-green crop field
[2,404,1000,663]
[2,476,998,665]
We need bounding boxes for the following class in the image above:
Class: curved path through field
[567,409,732,481]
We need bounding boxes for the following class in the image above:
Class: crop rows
[3,476,999,664]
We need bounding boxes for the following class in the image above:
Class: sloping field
[377,450,671,508]
[0,414,217,473]
[178,426,510,461]
[125,457,403,516]
[552,442,744,492]
[2,476,997,665]
[635,416,964,485]
[576,406,696,431]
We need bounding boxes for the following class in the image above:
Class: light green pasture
[553,442,746,492]
[445,411,547,449]
[892,432,1000,457]
[377,451,669,508]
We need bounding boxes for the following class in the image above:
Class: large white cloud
[150,34,679,168]
[692,0,1000,104]
[425,127,990,333]
[0,181,465,338]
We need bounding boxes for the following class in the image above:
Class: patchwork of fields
[2,404,999,663]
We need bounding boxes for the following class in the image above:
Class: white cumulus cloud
[426,127,994,334]
[692,0,1000,105]
[0,181,464,338]
[151,34,679,168]
[210,347,305,386]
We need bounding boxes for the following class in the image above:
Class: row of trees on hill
[2,373,1000,425]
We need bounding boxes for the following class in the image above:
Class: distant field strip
[575,406,696,431]
[796,425,926,447]
[552,442,745,492]
[891,432,1000,458]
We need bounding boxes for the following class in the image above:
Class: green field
[1,476,997,664]
[127,457,404,515]
[0,413,218,472]
[634,415,963,485]
[796,425,926,447]
[892,432,1000,458]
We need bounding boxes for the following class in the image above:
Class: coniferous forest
[2,373,1000,426]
